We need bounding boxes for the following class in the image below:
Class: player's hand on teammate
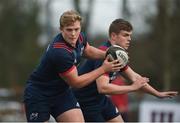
[157,91,178,98]
[102,55,122,72]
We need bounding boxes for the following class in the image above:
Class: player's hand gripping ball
[106,45,129,69]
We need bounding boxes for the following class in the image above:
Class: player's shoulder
[52,42,73,53]
[99,45,108,51]
[79,32,86,38]
[78,32,87,44]
[47,41,74,61]
[98,41,111,51]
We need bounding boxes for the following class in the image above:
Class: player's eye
[75,28,80,32]
[66,29,73,32]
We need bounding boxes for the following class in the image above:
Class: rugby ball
[106,45,128,68]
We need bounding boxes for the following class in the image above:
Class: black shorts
[24,87,80,122]
[81,96,120,122]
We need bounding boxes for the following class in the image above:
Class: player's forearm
[122,67,141,82]
[98,84,135,95]
[74,66,106,88]
[84,46,105,59]
[141,83,160,97]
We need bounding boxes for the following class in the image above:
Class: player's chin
[69,39,77,46]
[125,46,129,50]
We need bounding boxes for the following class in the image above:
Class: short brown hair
[59,10,82,28]
[109,19,133,37]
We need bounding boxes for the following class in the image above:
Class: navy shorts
[81,97,120,122]
[24,86,80,122]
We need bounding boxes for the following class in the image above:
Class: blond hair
[59,10,82,28]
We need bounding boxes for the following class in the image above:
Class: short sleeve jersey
[73,41,128,110]
[27,32,87,96]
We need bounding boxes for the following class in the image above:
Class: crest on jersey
[76,102,80,107]
[80,46,84,56]
[30,112,38,121]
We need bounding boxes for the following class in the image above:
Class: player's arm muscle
[83,43,105,59]
[60,66,106,88]
[96,75,135,95]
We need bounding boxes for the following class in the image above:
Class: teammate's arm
[83,43,106,59]
[96,75,147,95]
[60,58,121,88]
[122,66,178,98]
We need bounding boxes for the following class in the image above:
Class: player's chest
[72,44,85,64]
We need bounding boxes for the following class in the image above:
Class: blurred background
[0,0,180,122]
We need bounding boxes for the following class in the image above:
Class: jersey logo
[29,112,38,121]
[73,50,77,64]
[80,46,84,55]
[74,59,77,64]
[76,102,80,107]
[115,107,119,113]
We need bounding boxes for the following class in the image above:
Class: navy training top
[25,32,87,96]
[73,41,128,111]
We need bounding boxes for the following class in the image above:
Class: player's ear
[111,32,117,39]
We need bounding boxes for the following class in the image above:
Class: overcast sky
[38,0,157,41]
